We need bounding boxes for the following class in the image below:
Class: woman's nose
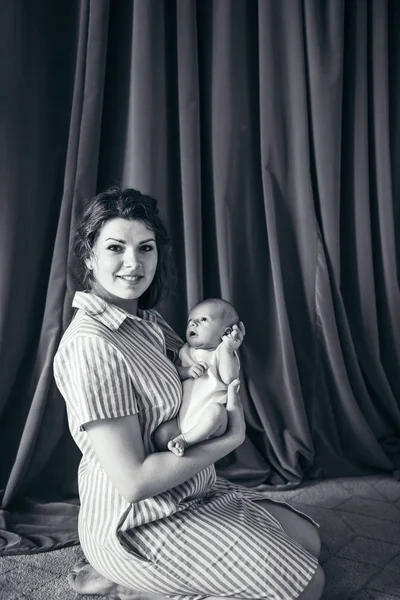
[123,251,141,268]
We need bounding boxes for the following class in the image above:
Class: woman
[53,187,325,600]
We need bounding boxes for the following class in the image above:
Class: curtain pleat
[2,0,110,508]
[176,0,203,310]
[1,0,110,551]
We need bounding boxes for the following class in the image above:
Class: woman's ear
[85,258,93,271]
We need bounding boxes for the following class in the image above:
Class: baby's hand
[221,323,245,351]
[188,361,208,378]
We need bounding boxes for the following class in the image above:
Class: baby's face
[186,304,229,349]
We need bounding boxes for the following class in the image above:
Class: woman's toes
[67,570,76,587]
[67,562,116,596]
[70,557,88,574]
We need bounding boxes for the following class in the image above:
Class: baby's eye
[201,317,207,322]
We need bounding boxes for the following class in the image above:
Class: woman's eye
[140,244,154,253]
[108,245,122,252]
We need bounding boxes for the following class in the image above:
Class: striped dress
[53,292,318,600]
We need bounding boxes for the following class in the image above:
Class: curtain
[1,0,399,554]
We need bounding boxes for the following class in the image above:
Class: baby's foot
[168,434,188,457]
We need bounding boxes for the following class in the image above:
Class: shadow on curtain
[0,0,399,554]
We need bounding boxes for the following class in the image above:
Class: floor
[1,474,400,599]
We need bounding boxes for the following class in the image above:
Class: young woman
[53,187,325,600]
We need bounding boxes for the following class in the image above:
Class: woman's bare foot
[68,558,157,599]
[167,434,187,456]
[68,559,137,600]
[68,559,119,597]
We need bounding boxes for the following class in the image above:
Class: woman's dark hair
[74,187,174,309]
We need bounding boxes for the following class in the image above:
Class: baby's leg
[168,404,228,457]
[153,419,180,452]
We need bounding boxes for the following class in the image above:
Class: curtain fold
[1,0,399,553]
[1,0,110,552]
[2,0,111,509]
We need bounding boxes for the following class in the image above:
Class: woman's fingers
[238,321,246,337]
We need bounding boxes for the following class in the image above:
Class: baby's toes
[175,443,186,456]
[171,445,182,457]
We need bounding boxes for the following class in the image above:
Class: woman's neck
[90,283,139,316]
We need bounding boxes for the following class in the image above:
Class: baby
[154,298,242,457]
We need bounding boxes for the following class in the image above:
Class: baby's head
[186,298,239,350]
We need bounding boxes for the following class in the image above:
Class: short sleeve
[54,336,139,430]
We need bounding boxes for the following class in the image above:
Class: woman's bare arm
[85,380,244,504]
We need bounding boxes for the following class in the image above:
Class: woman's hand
[236,321,246,343]
[224,378,246,449]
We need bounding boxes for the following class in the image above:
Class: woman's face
[86,218,158,313]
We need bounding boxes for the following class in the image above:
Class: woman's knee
[303,521,321,558]
[256,500,321,558]
[290,516,321,559]
[299,564,325,600]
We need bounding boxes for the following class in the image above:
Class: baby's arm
[176,343,208,380]
[218,324,242,384]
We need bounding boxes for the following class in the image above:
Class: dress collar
[72,291,157,331]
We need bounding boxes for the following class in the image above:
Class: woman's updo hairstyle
[74,187,173,309]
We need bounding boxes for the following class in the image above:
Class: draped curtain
[1,0,399,554]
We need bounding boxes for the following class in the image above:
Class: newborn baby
[154,298,243,456]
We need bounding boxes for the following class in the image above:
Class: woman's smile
[117,273,144,284]
[86,217,158,314]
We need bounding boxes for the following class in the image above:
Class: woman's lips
[117,275,143,284]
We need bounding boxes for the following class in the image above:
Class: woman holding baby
[54,187,325,600]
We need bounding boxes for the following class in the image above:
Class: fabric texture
[53,292,318,600]
[0,0,400,554]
